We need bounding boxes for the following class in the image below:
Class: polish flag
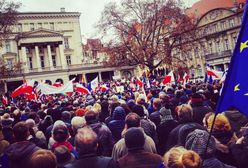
[25,92,37,101]
[162,71,175,85]
[206,66,222,79]
[53,82,62,87]
[11,80,35,98]
[75,83,90,95]
[136,78,143,87]
[2,96,8,105]
[99,85,109,92]
[183,73,190,86]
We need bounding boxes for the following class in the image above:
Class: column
[59,44,67,69]
[47,45,54,70]
[98,72,102,82]
[35,46,42,72]
[21,46,29,73]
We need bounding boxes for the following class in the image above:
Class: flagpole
[202,112,218,166]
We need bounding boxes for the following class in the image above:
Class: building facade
[1,9,134,92]
[172,0,245,80]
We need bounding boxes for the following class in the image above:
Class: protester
[64,126,119,168]
[112,113,157,161]
[118,127,162,168]
[30,149,57,168]
[163,146,201,168]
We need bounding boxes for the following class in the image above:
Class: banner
[37,80,73,95]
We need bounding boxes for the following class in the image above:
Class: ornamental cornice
[16,12,81,20]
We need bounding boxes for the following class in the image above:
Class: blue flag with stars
[216,0,248,116]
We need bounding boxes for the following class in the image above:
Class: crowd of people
[0,79,248,168]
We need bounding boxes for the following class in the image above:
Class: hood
[5,141,38,162]
[112,106,126,120]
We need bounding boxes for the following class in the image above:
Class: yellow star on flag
[234,84,240,91]
[240,40,248,53]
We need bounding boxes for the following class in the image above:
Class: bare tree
[98,0,198,71]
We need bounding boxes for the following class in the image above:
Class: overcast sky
[19,0,199,42]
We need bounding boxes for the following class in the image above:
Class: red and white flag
[75,83,90,95]
[207,66,222,79]
[162,71,175,85]
[136,78,143,87]
[99,85,109,92]
[52,82,62,87]
[183,73,190,86]
[2,96,8,105]
[25,92,37,101]
[11,80,35,98]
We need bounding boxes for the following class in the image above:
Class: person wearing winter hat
[207,114,238,167]
[190,93,213,125]
[85,110,114,156]
[230,127,248,168]
[166,104,205,151]
[108,106,126,142]
[118,127,162,168]
[185,129,235,168]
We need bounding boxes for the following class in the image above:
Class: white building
[1,8,82,90]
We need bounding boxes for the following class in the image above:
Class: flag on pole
[75,83,90,94]
[183,73,189,86]
[162,71,175,85]
[99,84,109,92]
[11,80,35,98]
[206,65,223,80]
[89,77,99,91]
[216,1,248,116]
[2,96,8,105]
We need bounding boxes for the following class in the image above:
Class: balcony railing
[205,50,232,60]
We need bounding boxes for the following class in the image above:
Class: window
[5,41,11,52]
[40,56,45,69]
[92,50,97,59]
[50,22,54,30]
[7,59,13,69]
[216,41,221,52]
[64,38,69,49]
[38,23,42,29]
[30,23,34,31]
[28,57,33,70]
[66,55,71,65]
[229,18,235,27]
[224,39,229,50]
[52,55,56,67]
[220,21,226,30]
[51,46,55,53]
[233,36,237,45]
[195,47,199,58]
[57,22,62,30]
[208,43,213,53]
[17,24,22,32]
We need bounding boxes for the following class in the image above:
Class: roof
[187,0,246,17]
[16,11,81,19]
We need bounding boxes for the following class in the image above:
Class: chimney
[60,7,65,12]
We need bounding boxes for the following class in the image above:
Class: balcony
[205,50,232,61]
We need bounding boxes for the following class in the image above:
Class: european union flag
[216,0,248,116]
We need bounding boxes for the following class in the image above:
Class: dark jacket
[118,150,162,168]
[224,110,248,136]
[89,122,114,156]
[157,119,178,155]
[213,131,237,167]
[191,102,212,125]
[202,157,236,168]
[108,107,126,142]
[230,143,248,168]
[4,141,40,168]
[166,122,205,151]
[65,153,119,168]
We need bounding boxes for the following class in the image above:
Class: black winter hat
[125,127,145,150]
